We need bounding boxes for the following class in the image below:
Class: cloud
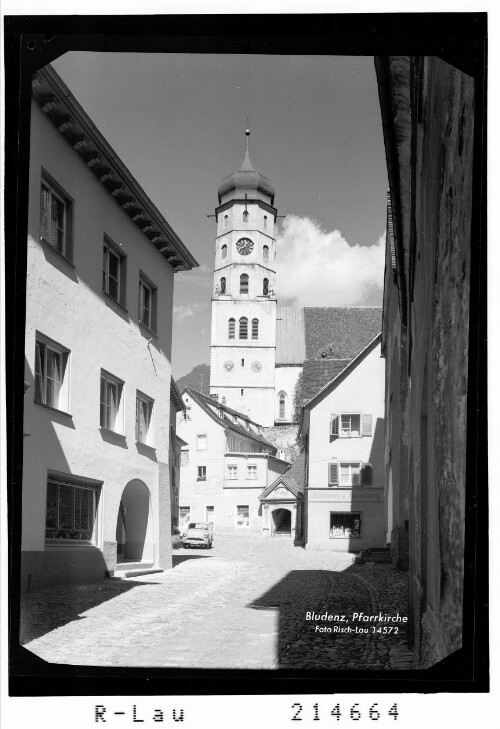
[173,302,207,321]
[275,215,385,307]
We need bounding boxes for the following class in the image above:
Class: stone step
[115,561,153,571]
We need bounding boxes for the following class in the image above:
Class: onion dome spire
[217,127,275,204]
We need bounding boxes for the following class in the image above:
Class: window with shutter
[361,463,373,485]
[328,462,339,486]
[361,413,373,436]
[330,414,339,436]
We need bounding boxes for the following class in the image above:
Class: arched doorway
[116,479,154,563]
[272,508,292,537]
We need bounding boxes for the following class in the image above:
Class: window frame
[263,277,269,296]
[197,434,207,451]
[135,390,155,446]
[228,318,236,339]
[197,465,207,481]
[330,412,372,438]
[246,464,258,480]
[240,273,249,295]
[329,512,362,539]
[39,170,73,261]
[45,473,101,544]
[103,236,127,308]
[227,464,238,480]
[263,245,269,262]
[221,244,228,259]
[220,276,226,294]
[34,334,71,413]
[328,461,372,488]
[236,504,250,528]
[100,369,124,434]
[251,318,259,340]
[138,271,158,333]
[239,317,248,339]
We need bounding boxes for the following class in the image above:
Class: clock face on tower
[236,237,254,256]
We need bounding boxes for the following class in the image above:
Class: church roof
[276,306,306,364]
[218,132,275,202]
[304,307,382,359]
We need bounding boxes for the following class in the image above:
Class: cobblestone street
[21,536,414,670]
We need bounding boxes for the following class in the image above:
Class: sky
[52,52,388,379]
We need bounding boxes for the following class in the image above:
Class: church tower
[209,130,277,426]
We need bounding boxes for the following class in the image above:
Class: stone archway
[272,507,292,537]
[116,479,154,563]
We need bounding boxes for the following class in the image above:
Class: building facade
[300,336,385,551]
[177,389,290,535]
[22,65,197,591]
[376,55,478,666]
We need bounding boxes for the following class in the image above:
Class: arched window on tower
[263,245,269,262]
[221,244,227,259]
[240,274,249,294]
[228,318,235,339]
[252,318,259,339]
[278,391,287,420]
[243,210,248,223]
[263,278,269,296]
[224,214,229,227]
[220,277,226,294]
[239,317,248,339]
[263,215,268,229]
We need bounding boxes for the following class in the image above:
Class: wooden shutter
[361,463,373,485]
[361,413,373,436]
[328,462,339,486]
[330,414,339,436]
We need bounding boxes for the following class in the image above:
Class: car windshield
[187,523,208,529]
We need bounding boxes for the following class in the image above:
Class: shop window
[236,505,250,528]
[228,317,236,339]
[330,413,372,437]
[40,172,73,260]
[197,466,207,481]
[35,335,70,412]
[330,512,362,538]
[100,370,124,433]
[136,391,154,445]
[138,272,157,332]
[45,473,100,542]
[103,236,127,306]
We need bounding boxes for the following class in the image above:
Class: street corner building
[21,65,198,592]
[300,334,386,552]
[375,55,478,667]
[177,388,295,537]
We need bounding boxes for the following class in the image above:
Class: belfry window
[240,274,249,294]
[221,244,227,259]
[243,210,248,222]
[263,245,269,262]
[263,215,268,229]
[252,318,259,339]
[263,278,269,296]
[224,214,229,227]
[228,318,236,339]
[220,277,226,294]
[239,317,248,339]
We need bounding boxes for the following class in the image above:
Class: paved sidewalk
[20,536,414,670]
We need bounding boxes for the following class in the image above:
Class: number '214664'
[291,703,399,721]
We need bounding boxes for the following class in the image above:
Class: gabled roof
[32,65,198,272]
[170,377,185,413]
[182,388,276,453]
[260,451,306,500]
[303,333,382,411]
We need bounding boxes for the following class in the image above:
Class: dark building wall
[377,56,475,667]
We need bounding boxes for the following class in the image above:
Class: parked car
[182,522,214,549]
